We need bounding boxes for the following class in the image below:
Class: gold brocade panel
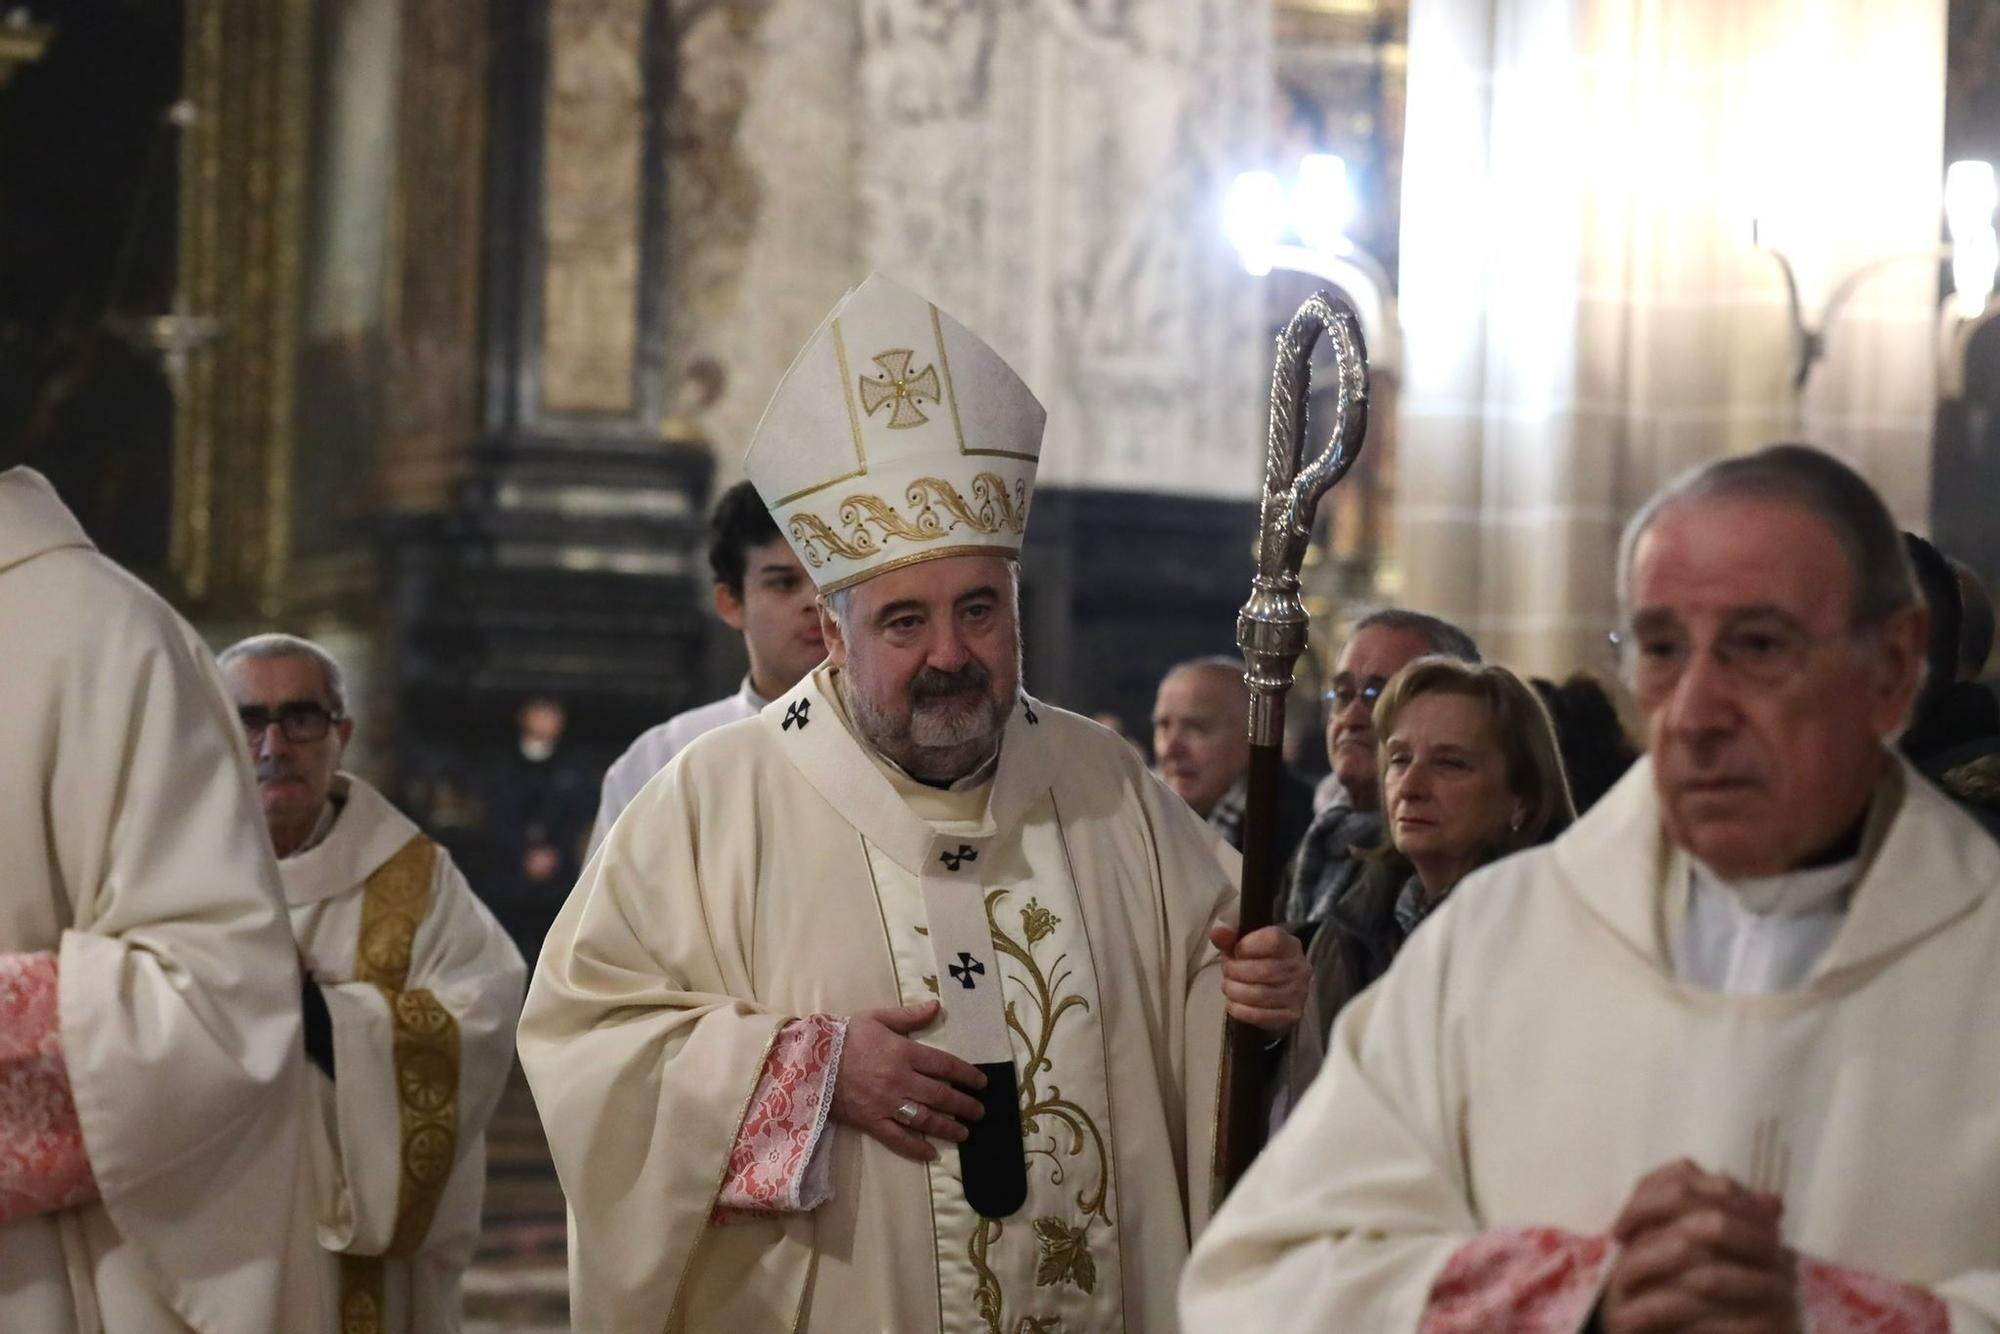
[338,837,462,1334]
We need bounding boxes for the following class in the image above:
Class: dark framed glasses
[239,702,343,744]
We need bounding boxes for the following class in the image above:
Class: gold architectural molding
[0,14,53,89]
[175,0,310,615]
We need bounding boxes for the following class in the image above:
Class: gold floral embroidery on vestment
[787,472,1029,567]
[338,836,461,1328]
[959,887,1109,1332]
[858,348,942,429]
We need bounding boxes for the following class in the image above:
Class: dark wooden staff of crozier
[1215,290,1370,1199]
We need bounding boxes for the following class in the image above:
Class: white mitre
[744,273,1046,593]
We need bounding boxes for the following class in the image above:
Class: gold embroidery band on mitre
[786,472,1030,568]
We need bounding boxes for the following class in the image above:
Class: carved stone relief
[541,0,648,415]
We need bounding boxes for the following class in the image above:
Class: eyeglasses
[1615,615,1846,700]
[1323,679,1387,712]
[239,703,343,744]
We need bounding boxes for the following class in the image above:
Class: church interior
[7,1,2000,1329]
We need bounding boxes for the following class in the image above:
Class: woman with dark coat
[1275,657,1576,1122]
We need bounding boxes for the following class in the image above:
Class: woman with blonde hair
[1275,657,1575,1120]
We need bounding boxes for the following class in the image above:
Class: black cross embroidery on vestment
[1024,702,1039,725]
[949,952,986,989]
[783,700,811,731]
[940,844,978,872]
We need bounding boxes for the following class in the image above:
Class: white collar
[1689,856,1858,920]
[738,675,770,712]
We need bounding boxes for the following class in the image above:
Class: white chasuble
[0,466,326,1333]
[808,687,1126,1333]
[1182,757,2000,1331]
[280,774,527,1334]
[521,665,1237,1334]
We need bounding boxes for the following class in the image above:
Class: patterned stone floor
[465,1064,570,1333]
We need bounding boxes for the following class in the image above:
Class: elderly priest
[219,632,526,1334]
[520,274,1308,1334]
[1183,444,2000,1332]
[0,467,325,1331]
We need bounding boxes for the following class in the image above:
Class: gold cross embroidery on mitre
[859,348,942,429]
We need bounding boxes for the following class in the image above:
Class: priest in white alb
[519,274,1309,1333]
[0,466,325,1331]
[218,632,527,1334]
[1182,444,2000,1332]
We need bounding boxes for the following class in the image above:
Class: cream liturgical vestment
[0,467,325,1331]
[1181,757,2000,1331]
[520,665,1235,1333]
[280,773,526,1334]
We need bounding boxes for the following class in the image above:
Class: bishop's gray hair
[1615,443,1917,629]
[216,633,350,716]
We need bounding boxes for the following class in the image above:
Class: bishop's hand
[1600,1158,1798,1334]
[831,1000,988,1163]
[1210,923,1310,1033]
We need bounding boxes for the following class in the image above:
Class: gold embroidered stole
[862,792,1125,1334]
[337,835,463,1334]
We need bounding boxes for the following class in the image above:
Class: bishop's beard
[845,658,1016,783]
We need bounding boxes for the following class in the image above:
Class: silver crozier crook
[1215,290,1370,1197]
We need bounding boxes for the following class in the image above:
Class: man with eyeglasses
[0,467,326,1330]
[1186,443,2000,1332]
[219,633,525,1334]
[1278,609,1481,927]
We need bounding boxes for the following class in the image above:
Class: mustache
[909,661,992,702]
[255,757,303,784]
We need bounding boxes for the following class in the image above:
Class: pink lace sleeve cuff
[1799,1255,1949,1334]
[0,951,97,1224]
[1421,1225,1613,1334]
[713,1014,846,1219]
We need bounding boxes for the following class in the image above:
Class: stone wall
[663,0,1272,498]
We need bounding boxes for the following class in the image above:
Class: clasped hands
[1600,1159,1799,1334]
[832,923,1307,1161]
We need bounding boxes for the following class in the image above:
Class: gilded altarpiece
[173,0,488,623]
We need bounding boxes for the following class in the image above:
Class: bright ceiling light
[1290,153,1354,254]
[1224,170,1286,276]
[1947,160,1999,321]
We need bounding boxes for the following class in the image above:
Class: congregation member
[1183,443,2000,1330]
[478,695,594,959]
[519,274,1307,1333]
[1280,609,1479,927]
[1275,658,1573,1119]
[588,479,827,855]
[0,466,325,1330]
[1532,671,1641,814]
[1152,654,1315,857]
[220,634,526,1334]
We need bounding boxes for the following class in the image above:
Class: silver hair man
[1617,442,1919,631]
[216,632,349,717]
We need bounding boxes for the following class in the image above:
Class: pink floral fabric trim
[1800,1255,1949,1334]
[713,1014,845,1221]
[0,951,97,1224]
[1421,1225,1613,1334]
